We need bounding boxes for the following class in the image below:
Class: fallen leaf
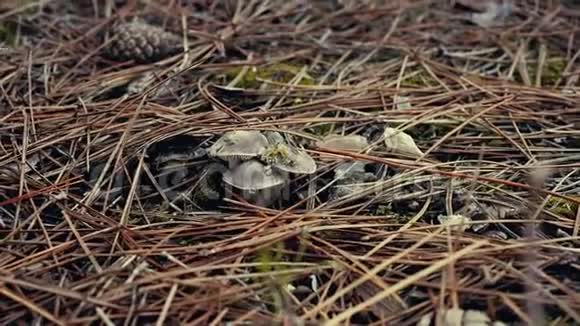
[383,127,424,157]
[470,1,513,27]
[317,135,369,152]
[437,214,471,232]
[418,308,508,326]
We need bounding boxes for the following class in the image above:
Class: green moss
[256,241,285,273]
[400,69,436,87]
[487,139,505,146]
[546,196,578,217]
[524,40,568,85]
[374,205,389,216]
[261,143,291,165]
[254,241,290,314]
[295,234,309,264]
[223,63,315,89]
[542,58,566,84]
[0,23,17,47]
[525,57,567,86]
[307,123,333,137]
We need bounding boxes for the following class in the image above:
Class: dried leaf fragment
[317,135,369,152]
[383,127,424,157]
[208,130,269,161]
[437,214,471,232]
[470,1,512,27]
[418,308,508,326]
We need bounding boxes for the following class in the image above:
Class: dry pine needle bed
[0,0,579,325]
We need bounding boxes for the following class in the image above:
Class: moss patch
[306,123,333,137]
[261,143,291,164]
[540,57,566,85]
[524,57,567,86]
[400,69,437,87]
[546,196,579,217]
[223,63,315,89]
[0,23,17,47]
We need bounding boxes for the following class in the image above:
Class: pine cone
[105,20,181,63]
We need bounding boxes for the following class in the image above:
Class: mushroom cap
[264,131,286,145]
[261,143,316,174]
[316,135,369,152]
[223,159,287,190]
[208,130,269,160]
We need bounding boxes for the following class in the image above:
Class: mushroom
[223,159,288,206]
[263,131,286,145]
[330,161,378,200]
[208,130,269,166]
[316,135,370,152]
[261,143,316,175]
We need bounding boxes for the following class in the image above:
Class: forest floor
[1,1,579,325]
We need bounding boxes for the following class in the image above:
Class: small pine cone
[106,20,181,63]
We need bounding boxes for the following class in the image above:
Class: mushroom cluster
[141,126,426,210]
[208,130,316,206]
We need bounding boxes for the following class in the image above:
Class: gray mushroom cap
[316,135,370,152]
[223,159,287,191]
[261,143,316,175]
[208,130,269,160]
[263,131,286,145]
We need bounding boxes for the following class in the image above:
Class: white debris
[383,127,424,157]
[471,1,513,27]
